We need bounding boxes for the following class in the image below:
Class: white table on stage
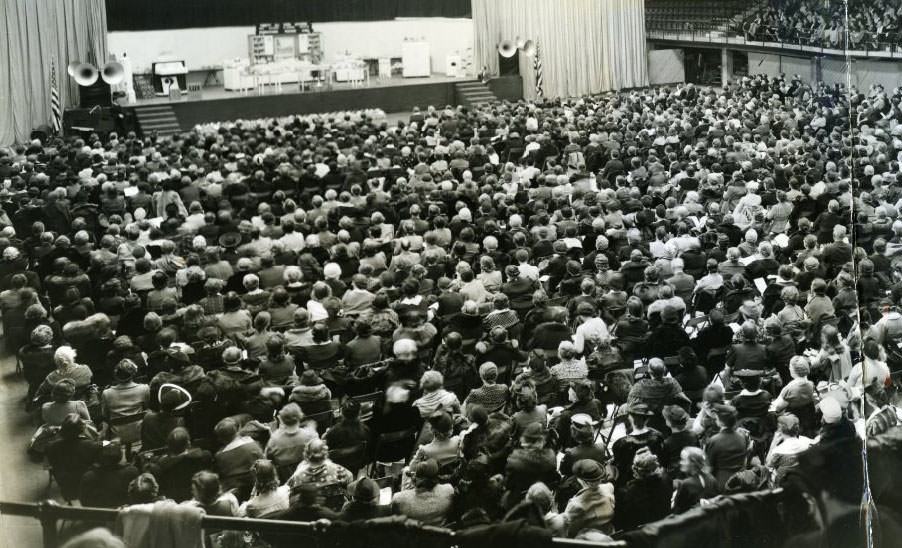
[332,60,368,87]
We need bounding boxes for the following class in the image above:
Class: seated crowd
[738,0,902,50]
[2,71,900,544]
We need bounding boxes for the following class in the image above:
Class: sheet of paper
[379,487,392,506]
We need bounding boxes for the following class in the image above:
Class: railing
[0,489,788,548]
[0,500,627,548]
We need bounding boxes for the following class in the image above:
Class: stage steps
[454,81,498,107]
[133,104,182,137]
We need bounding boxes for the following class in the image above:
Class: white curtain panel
[0,0,108,145]
[472,0,648,100]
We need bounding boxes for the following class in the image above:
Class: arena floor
[0,354,45,547]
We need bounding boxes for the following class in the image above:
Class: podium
[152,61,187,96]
[401,41,430,77]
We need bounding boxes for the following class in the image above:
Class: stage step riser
[134,104,182,137]
[454,81,499,108]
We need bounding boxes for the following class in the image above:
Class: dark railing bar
[0,500,628,548]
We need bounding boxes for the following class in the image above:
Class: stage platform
[133,74,464,106]
[121,74,522,136]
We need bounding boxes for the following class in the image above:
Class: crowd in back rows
[1,70,901,545]
[738,0,902,50]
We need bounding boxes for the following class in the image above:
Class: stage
[104,74,522,136]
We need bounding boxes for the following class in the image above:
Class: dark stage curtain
[106,0,472,31]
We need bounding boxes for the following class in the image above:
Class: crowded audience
[739,0,902,50]
[4,70,901,545]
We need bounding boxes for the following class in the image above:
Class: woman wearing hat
[101,359,150,450]
[20,324,57,406]
[559,413,607,477]
[341,477,392,521]
[611,402,665,486]
[563,459,616,536]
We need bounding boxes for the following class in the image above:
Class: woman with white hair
[412,370,461,418]
[550,340,588,385]
[35,346,93,402]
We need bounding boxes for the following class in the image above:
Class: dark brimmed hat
[218,232,242,248]
[300,369,324,386]
[573,459,607,483]
[349,478,380,501]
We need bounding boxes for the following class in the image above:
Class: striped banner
[49,57,63,134]
[534,40,543,99]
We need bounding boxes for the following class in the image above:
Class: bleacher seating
[644,0,753,33]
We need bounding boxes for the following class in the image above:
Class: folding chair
[349,391,384,423]
[684,314,710,338]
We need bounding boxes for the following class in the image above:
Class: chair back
[303,409,335,435]
[350,391,384,422]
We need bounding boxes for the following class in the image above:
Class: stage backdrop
[472,0,648,99]
[108,18,474,76]
[0,0,108,146]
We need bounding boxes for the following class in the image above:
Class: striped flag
[49,57,63,134]
[533,40,544,99]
